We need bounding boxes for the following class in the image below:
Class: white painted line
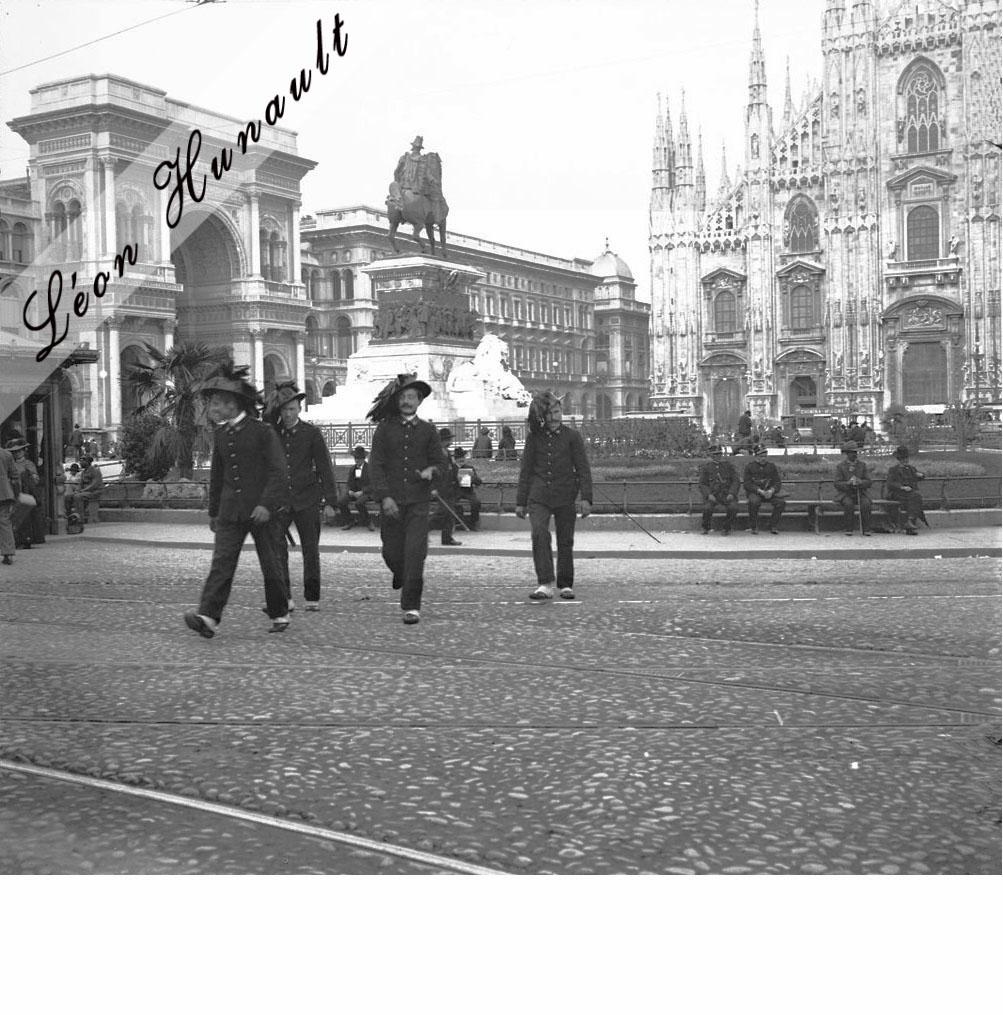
[0,760,500,876]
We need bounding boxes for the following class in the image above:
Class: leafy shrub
[119,412,173,481]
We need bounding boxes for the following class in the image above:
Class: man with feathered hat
[515,390,592,600]
[265,380,338,610]
[367,374,447,624]
[184,365,291,638]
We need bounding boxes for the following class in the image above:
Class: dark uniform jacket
[885,462,924,498]
[743,459,783,497]
[437,451,460,500]
[274,421,338,511]
[369,416,446,505]
[347,459,371,498]
[209,417,290,522]
[698,459,740,500]
[833,459,872,495]
[516,425,593,508]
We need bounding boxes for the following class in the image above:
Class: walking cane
[592,486,663,544]
[855,482,864,536]
[432,491,471,532]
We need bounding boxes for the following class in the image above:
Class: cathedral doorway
[789,375,817,409]
[711,378,741,431]
[901,341,948,405]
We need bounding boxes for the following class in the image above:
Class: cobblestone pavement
[1,540,999,874]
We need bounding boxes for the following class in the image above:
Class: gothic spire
[695,130,706,212]
[748,0,767,104]
[719,141,731,194]
[783,57,793,125]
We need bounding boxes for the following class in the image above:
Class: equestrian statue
[387,135,449,257]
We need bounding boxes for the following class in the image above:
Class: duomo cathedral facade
[648,0,1001,430]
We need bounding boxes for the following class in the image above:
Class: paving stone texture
[1,537,999,874]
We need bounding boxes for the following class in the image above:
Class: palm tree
[125,339,231,479]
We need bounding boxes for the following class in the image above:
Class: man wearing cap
[64,450,104,525]
[743,444,786,534]
[184,367,291,638]
[885,445,925,535]
[337,446,374,530]
[368,374,447,625]
[0,441,20,565]
[431,428,463,547]
[698,444,740,535]
[453,446,483,530]
[833,442,873,536]
[515,391,592,600]
[266,381,338,612]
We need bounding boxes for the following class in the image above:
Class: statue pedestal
[302,255,531,424]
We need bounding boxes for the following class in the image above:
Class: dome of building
[592,245,633,281]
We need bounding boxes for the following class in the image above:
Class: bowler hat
[893,445,910,459]
[352,445,368,459]
[4,438,28,453]
[438,428,453,442]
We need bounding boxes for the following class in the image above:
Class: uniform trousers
[701,497,738,532]
[837,492,872,532]
[198,519,289,623]
[278,505,322,602]
[746,493,786,530]
[528,500,577,589]
[380,501,430,611]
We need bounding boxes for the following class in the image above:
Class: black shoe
[441,538,462,546]
[403,610,420,625]
[1,555,12,565]
[184,611,216,639]
[770,527,779,535]
[340,523,355,531]
[268,618,290,633]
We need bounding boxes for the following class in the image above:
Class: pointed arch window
[790,285,814,329]
[903,64,943,154]
[784,196,818,253]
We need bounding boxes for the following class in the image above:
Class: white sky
[1,0,826,301]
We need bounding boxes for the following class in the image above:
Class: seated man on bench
[743,444,786,534]
[66,454,104,522]
[885,445,925,536]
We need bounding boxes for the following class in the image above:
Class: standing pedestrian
[453,446,483,530]
[184,365,291,639]
[515,390,593,600]
[6,438,41,547]
[743,444,786,534]
[834,441,873,536]
[266,380,338,612]
[0,442,20,565]
[68,423,84,461]
[472,427,494,459]
[367,374,447,625]
[432,428,463,546]
[698,444,740,535]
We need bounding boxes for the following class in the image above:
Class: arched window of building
[541,304,549,325]
[501,297,510,317]
[784,196,819,252]
[11,223,30,263]
[0,219,9,261]
[901,61,944,154]
[714,291,737,336]
[322,380,337,397]
[907,205,940,260]
[623,336,634,379]
[514,299,522,320]
[1,282,22,340]
[335,315,353,359]
[259,229,271,277]
[330,271,341,301]
[486,294,495,316]
[342,270,354,301]
[51,201,67,254]
[790,285,814,329]
[305,316,319,356]
[67,199,83,260]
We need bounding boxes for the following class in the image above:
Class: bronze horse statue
[387,152,449,257]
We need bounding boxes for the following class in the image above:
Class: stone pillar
[249,192,261,277]
[101,157,117,257]
[84,158,101,263]
[107,318,122,433]
[290,204,302,284]
[252,330,264,389]
[163,322,174,354]
[295,332,306,391]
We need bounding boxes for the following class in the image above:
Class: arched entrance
[263,353,288,401]
[775,349,825,417]
[596,393,613,420]
[902,341,948,404]
[881,296,964,407]
[712,378,741,431]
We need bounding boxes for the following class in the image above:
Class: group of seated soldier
[698,442,926,537]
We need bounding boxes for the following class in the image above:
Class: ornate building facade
[300,208,649,417]
[648,0,1001,431]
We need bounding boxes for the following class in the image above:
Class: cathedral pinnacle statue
[387,134,450,257]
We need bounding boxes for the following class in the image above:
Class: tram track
[0,758,500,875]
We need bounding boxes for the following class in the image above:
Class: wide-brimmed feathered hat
[4,437,28,453]
[893,445,910,459]
[265,380,306,423]
[841,441,860,453]
[199,364,260,412]
[527,390,563,434]
[366,374,432,422]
